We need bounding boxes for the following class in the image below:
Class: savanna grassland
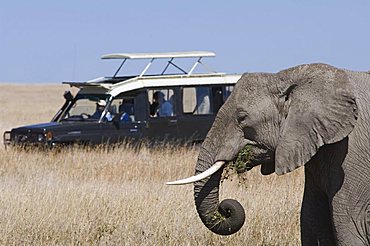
[0,83,304,245]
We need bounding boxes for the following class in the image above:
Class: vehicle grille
[14,132,38,143]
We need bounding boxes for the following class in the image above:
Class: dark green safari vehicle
[3,51,241,148]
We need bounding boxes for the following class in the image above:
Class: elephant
[167,63,370,245]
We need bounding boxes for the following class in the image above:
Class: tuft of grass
[230,145,254,173]
[222,145,254,183]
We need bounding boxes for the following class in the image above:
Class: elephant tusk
[166,161,225,185]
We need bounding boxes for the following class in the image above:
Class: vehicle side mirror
[64,91,74,101]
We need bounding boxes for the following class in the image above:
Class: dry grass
[0,83,304,245]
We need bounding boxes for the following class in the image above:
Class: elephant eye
[237,112,248,125]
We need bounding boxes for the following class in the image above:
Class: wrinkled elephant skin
[191,64,370,245]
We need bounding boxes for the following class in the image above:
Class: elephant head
[167,63,358,235]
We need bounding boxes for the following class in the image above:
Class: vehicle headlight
[37,133,45,142]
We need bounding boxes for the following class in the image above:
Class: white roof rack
[102,51,217,77]
[101,51,215,60]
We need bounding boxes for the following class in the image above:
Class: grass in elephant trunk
[223,145,254,183]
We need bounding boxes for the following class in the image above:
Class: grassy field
[0,83,304,245]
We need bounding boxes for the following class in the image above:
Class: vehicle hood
[14,122,60,130]
[11,121,96,133]
[11,122,59,132]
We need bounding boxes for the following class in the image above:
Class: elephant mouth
[166,141,274,186]
[230,142,273,173]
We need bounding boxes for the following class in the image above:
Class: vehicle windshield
[61,95,111,121]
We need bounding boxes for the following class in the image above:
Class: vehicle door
[57,94,112,145]
[177,85,234,143]
[100,91,146,143]
[145,88,178,142]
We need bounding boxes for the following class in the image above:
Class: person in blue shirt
[90,100,112,121]
[118,100,132,122]
[151,91,173,117]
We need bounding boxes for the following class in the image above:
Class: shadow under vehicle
[3,51,241,148]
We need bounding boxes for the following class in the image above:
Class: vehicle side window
[110,97,136,122]
[183,87,212,115]
[148,89,175,117]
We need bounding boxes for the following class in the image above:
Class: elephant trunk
[194,145,245,235]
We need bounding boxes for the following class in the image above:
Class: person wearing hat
[90,99,112,121]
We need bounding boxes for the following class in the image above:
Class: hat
[97,100,106,107]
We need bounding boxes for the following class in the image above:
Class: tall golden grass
[0,83,304,245]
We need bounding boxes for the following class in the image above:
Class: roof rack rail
[101,51,217,78]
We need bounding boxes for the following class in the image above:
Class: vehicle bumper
[3,131,11,146]
[3,130,53,148]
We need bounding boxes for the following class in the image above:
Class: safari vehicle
[3,51,241,147]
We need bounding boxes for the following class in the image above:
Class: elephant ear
[275,66,358,175]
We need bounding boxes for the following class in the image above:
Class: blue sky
[0,0,369,83]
